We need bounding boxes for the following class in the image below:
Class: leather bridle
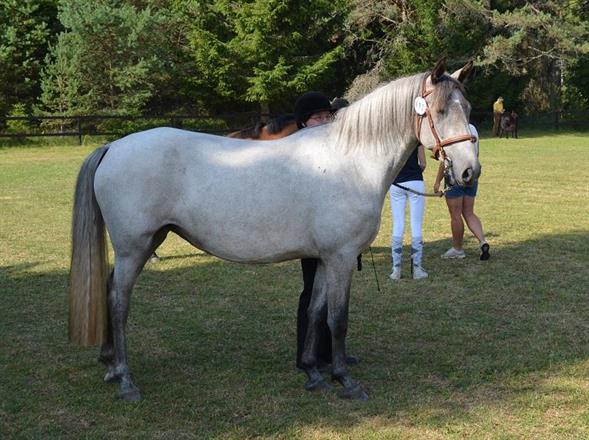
[414,76,477,161]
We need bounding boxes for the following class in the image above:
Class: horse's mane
[228,114,296,139]
[231,121,266,139]
[265,113,295,135]
[331,72,462,155]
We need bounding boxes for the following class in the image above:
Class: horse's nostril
[462,168,473,183]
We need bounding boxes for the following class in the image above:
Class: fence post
[77,117,82,145]
[553,109,561,131]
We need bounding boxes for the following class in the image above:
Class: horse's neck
[328,78,421,199]
[386,142,418,185]
[349,138,417,201]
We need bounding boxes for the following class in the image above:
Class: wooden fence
[0,110,587,144]
[0,113,263,144]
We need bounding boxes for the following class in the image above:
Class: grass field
[1,131,588,439]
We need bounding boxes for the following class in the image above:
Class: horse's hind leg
[105,251,150,401]
[99,231,167,383]
[99,271,115,375]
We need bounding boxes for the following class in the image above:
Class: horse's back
[105,127,228,159]
[93,127,325,261]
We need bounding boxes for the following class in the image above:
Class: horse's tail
[69,145,110,346]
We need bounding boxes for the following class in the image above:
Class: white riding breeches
[390,180,426,267]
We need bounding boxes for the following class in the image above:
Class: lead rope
[392,182,452,198]
[368,247,381,293]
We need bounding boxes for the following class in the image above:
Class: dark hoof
[339,384,369,401]
[118,388,141,402]
[304,377,332,391]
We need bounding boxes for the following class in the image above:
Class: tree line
[1,0,587,121]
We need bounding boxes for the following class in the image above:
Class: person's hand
[433,182,441,195]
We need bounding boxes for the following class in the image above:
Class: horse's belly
[175,222,315,263]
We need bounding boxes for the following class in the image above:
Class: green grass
[1,131,588,439]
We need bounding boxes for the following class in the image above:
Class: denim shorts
[445,181,478,199]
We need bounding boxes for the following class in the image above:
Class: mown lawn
[1,131,588,439]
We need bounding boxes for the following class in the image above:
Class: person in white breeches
[389,144,428,280]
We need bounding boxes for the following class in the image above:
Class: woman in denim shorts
[433,124,490,261]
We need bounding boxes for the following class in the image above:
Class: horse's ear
[431,57,446,84]
[451,59,475,84]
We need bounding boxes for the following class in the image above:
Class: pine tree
[181,0,349,113]
[39,0,172,115]
[0,0,59,115]
[479,1,589,113]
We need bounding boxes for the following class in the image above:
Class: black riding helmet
[294,91,333,128]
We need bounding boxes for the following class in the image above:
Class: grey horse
[69,59,479,401]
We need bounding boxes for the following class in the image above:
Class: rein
[392,182,448,198]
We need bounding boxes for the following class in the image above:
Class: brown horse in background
[227,114,298,140]
[499,110,519,138]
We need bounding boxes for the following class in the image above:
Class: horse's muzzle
[460,166,480,187]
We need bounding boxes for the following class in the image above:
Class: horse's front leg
[325,255,369,401]
[300,262,332,392]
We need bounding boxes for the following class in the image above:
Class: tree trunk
[260,102,270,122]
[550,59,562,130]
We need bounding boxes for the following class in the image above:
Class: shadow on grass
[1,230,588,438]
[0,135,113,149]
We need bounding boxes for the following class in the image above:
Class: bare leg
[445,196,465,250]
[462,196,485,243]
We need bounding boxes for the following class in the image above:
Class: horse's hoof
[339,384,369,401]
[304,377,332,392]
[118,388,141,402]
[148,256,160,264]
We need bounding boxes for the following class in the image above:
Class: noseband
[414,76,477,161]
